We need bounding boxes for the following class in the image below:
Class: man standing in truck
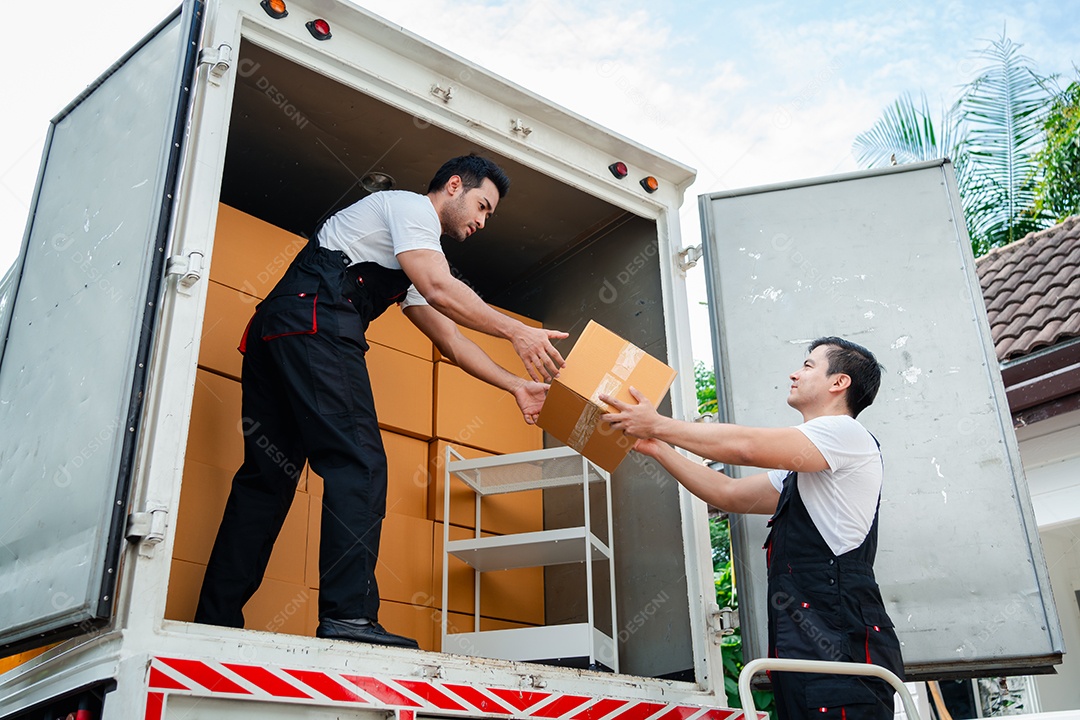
[601,337,903,720]
[196,155,566,649]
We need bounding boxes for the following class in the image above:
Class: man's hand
[511,325,568,382]
[512,380,550,425]
[631,436,668,458]
[599,386,666,439]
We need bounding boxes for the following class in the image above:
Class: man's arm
[634,437,780,515]
[398,248,567,381]
[404,303,547,424]
[600,387,828,473]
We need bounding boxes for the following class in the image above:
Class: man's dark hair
[427,154,511,198]
[808,336,883,418]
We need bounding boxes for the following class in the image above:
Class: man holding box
[196,155,566,648]
[601,337,903,720]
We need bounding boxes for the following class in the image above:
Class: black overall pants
[195,239,411,628]
[764,470,905,720]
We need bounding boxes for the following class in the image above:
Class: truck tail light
[608,161,628,179]
[640,176,659,193]
[260,0,287,18]
[307,19,332,40]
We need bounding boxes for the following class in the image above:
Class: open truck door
[0,4,204,654]
[700,159,1064,679]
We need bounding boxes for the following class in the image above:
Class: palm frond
[959,33,1053,250]
[852,92,961,167]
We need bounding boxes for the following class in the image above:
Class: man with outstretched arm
[601,337,903,720]
[196,155,565,649]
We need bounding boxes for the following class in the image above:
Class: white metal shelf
[447,527,612,572]
[441,445,618,672]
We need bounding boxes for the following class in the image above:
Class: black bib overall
[196,238,412,628]
[763,466,904,720]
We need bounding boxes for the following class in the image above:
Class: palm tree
[960,35,1051,254]
[852,33,1054,256]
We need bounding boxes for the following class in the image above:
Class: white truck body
[0,0,1062,717]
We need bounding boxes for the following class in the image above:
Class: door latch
[199,43,233,86]
[126,503,169,558]
[166,250,205,295]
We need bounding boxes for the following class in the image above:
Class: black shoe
[316,618,420,649]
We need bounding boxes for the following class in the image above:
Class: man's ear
[830,373,852,395]
[444,174,464,196]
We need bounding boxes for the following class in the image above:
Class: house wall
[1017,409,1080,712]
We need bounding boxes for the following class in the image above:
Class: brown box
[211,204,308,298]
[538,321,676,472]
[305,431,428,517]
[167,561,315,637]
[375,514,435,606]
[433,523,545,624]
[367,304,435,361]
[305,507,433,605]
[379,600,437,652]
[198,280,258,380]
[184,370,245,473]
[244,577,316,637]
[367,341,434,440]
[434,305,542,372]
[434,363,541,455]
[428,440,543,534]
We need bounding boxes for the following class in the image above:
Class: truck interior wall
[508,218,695,680]
[170,38,695,680]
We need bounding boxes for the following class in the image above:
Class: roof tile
[977,215,1080,362]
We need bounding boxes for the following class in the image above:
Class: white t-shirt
[767,415,883,555]
[317,190,440,309]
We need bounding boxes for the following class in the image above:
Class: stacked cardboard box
[167,204,545,650]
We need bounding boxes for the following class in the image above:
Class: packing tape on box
[567,402,603,452]
[612,343,644,381]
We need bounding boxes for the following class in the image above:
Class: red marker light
[260,0,287,18]
[608,161,628,179]
[640,176,659,193]
[306,19,332,40]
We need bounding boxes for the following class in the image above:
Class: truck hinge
[708,603,738,643]
[431,84,454,103]
[166,250,205,295]
[125,503,169,558]
[510,118,533,137]
[677,244,703,273]
[199,43,233,86]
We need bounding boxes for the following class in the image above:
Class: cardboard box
[434,362,541,455]
[433,523,545,624]
[538,321,675,472]
[375,514,435,605]
[198,280,258,380]
[184,370,245,473]
[306,507,433,604]
[367,304,435,361]
[434,305,541,372]
[305,431,428,518]
[211,204,308,298]
[428,440,543,534]
[367,341,434,439]
[379,600,437,652]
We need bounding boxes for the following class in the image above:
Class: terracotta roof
[976,216,1080,362]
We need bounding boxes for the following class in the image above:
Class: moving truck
[0,0,1063,717]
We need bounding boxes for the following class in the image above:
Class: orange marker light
[260,0,287,18]
[307,18,332,40]
[639,176,659,193]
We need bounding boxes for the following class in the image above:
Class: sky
[2,0,1078,366]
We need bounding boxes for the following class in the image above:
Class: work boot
[316,618,420,649]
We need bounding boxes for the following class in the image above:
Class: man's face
[787,345,838,410]
[440,177,500,242]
